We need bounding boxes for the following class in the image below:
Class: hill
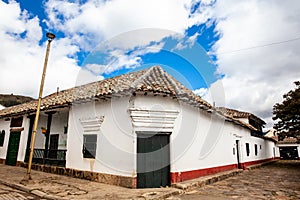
[0,94,35,108]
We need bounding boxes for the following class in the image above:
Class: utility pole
[26,32,56,179]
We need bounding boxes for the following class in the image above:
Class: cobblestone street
[0,183,41,200]
[171,161,300,200]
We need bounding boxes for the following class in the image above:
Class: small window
[82,134,97,158]
[254,144,258,156]
[233,147,235,155]
[0,130,5,146]
[10,116,23,127]
[246,143,250,156]
[260,145,262,150]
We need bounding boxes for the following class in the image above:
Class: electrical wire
[216,37,300,55]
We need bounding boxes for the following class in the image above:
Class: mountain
[0,94,35,108]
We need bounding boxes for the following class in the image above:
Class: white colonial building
[0,66,279,188]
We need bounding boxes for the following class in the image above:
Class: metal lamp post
[26,32,56,179]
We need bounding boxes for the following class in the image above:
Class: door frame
[6,131,21,166]
[235,140,242,169]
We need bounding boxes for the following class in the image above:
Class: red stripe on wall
[171,158,279,183]
[240,157,278,169]
[171,164,238,183]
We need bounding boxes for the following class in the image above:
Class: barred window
[82,134,97,158]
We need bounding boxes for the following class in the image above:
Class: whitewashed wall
[49,109,69,150]
[132,95,278,174]
[65,94,278,179]
[0,118,11,160]
[0,116,31,162]
[32,108,69,150]
[17,116,30,162]
[67,97,135,177]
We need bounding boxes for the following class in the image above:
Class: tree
[273,81,300,141]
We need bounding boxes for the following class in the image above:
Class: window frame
[246,143,250,157]
[254,144,258,156]
[82,134,97,159]
[0,130,5,146]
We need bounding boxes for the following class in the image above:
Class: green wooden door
[137,133,170,188]
[6,132,21,166]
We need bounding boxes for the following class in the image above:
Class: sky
[0,0,300,129]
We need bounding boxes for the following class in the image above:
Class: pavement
[174,160,300,200]
[0,161,276,200]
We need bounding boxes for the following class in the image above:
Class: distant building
[277,137,300,160]
[0,66,279,188]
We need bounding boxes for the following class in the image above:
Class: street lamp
[26,32,56,179]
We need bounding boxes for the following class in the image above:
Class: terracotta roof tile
[0,66,211,118]
[216,107,265,125]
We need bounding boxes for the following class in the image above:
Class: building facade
[0,66,279,188]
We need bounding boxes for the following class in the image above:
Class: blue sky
[1,0,300,128]
[14,0,220,91]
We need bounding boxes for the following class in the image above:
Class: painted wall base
[240,158,278,170]
[171,158,279,183]
[17,162,135,188]
[171,164,238,183]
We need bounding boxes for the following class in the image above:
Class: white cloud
[193,87,207,97]
[0,1,81,98]
[203,0,300,128]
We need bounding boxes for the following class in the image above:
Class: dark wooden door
[137,133,170,188]
[236,140,242,169]
[6,132,21,166]
[49,134,59,158]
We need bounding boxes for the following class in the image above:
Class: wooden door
[236,140,242,169]
[48,134,59,158]
[137,133,170,188]
[6,132,21,166]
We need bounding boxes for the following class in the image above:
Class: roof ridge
[0,65,214,117]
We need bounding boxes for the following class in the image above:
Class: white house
[0,66,279,188]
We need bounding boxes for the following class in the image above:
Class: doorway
[6,132,21,166]
[137,133,170,188]
[48,134,59,158]
[236,140,242,169]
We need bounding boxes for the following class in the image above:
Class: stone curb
[172,169,243,192]
[0,179,65,200]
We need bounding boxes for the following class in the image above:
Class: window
[0,130,5,146]
[246,143,250,156]
[10,116,23,127]
[255,144,258,156]
[82,134,97,158]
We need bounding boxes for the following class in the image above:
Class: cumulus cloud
[0,1,81,98]
[203,0,300,128]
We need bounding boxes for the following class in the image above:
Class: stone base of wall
[0,158,5,164]
[17,162,135,188]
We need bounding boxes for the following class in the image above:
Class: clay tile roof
[216,107,266,125]
[0,66,212,118]
[278,137,298,144]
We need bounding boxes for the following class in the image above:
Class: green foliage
[273,81,300,141]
